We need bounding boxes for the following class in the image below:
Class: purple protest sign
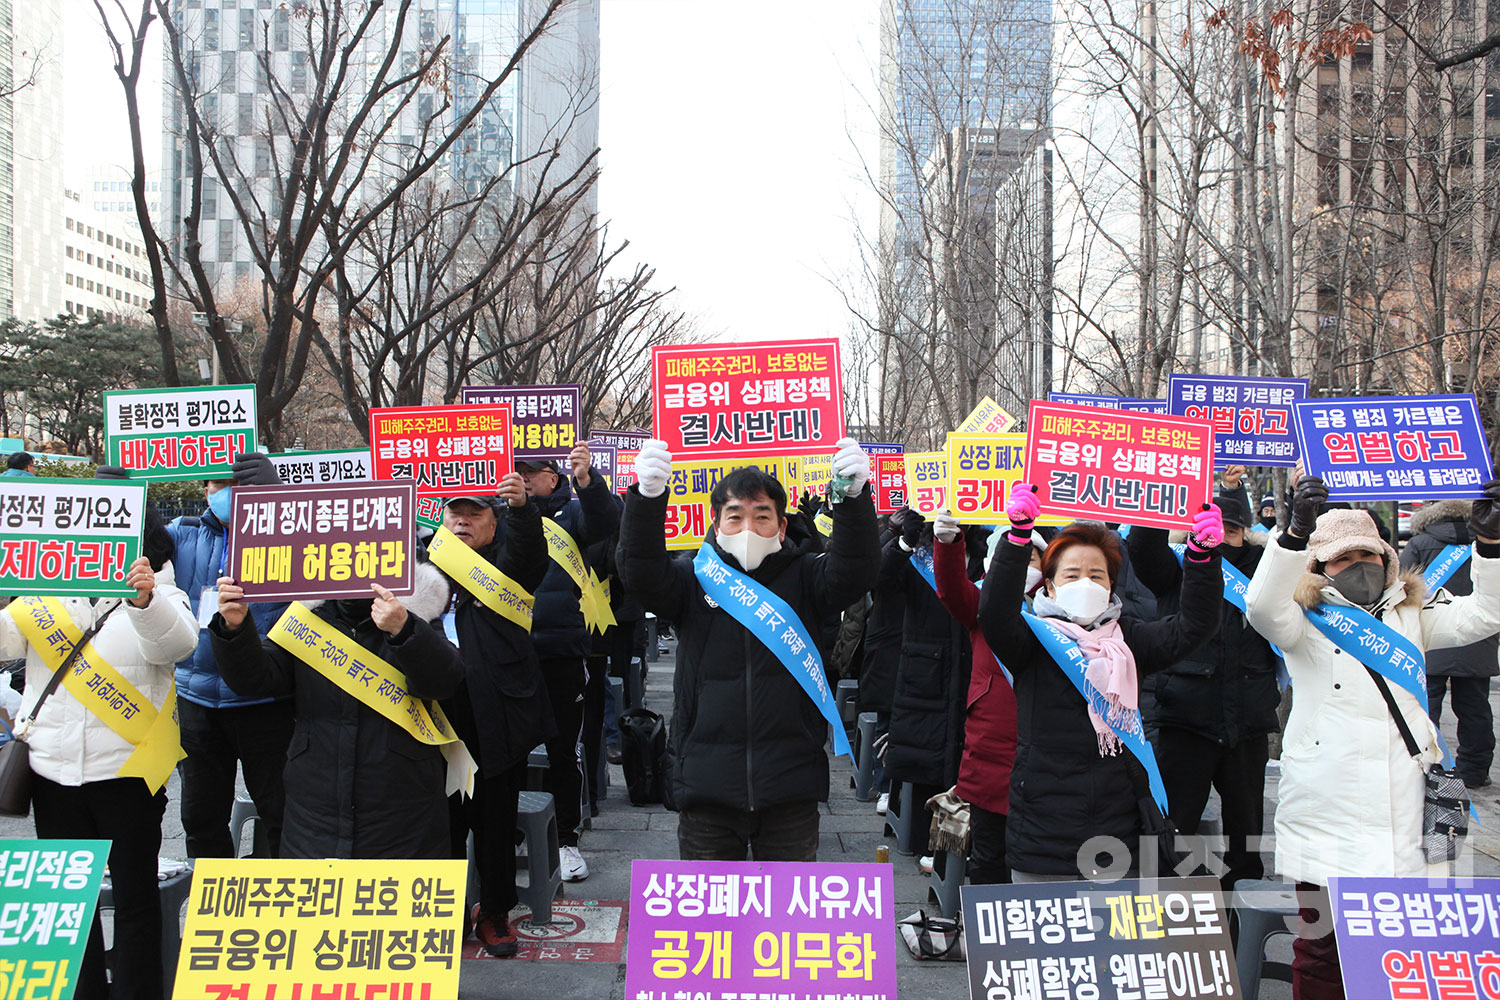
[1168,374,1307,467]
[586,441,619,491]
[624,859,897,1000]
[589,427,652,451]
[1330,876,1500,1000]
[226,480,415,602]
[460,384,582,461]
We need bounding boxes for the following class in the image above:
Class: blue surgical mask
[207,486,233,523]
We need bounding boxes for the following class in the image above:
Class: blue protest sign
[1167,374,1307,467]
[1330,876,1500,1000]
[1117,398,1169,413]
[860,442,904,455]
[1293,394,1494,501]
[1048,392,1121,408]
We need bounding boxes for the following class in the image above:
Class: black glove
[1469,478,1500,541]
[231,452,281,486]
[798,490,820,519]
[94,465,130,480]
[900,509,925,550]
[1288,475,1329,538]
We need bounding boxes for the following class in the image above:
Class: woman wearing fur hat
[1401,498,1498,789]
[209,561,464,860]
[1245,475,1500,1000]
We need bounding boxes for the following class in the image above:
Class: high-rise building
[2,0,65,321]
[61,188,154,322]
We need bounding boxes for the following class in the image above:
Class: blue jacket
[167,512,289,708]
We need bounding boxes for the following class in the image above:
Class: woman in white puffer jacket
[1245,475,1500,1000]
[0,507,197,1000]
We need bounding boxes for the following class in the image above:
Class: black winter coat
[496,471,621,658]
[616,485,882,811]
[1127,529,1281,746]
[880,538,971,788]
[437,502,558,774]
[209,563,463,859]
[978,535,1222,876]
[1400,501,1499,679]
[858,527,904,716]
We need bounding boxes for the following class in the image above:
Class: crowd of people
[4,438,1500,1000]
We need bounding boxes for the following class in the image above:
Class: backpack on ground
[619,707,675,808]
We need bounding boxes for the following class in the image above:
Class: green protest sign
[0,839,110,999]
[104,384,258,481]
[0,478,148,598]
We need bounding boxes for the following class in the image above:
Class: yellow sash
[267,603,477,797]
[540,518,617,634]
[425,526,535,631]
[7,596,183,792]
[814,512,834,536]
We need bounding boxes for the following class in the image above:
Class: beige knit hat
[1306,508,1399,588]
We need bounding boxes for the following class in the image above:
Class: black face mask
[1258,515,1276,529]
[1222,542,1255,569]
[1327,560,1386,607]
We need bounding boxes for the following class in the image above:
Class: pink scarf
[1046,618,1139,757]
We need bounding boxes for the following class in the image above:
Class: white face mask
[1024,566,1043,593]
[717,526,782,571]
[1051,578,1111,622]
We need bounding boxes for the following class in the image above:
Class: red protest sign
[652,339,844,459]
[615,450,638,495]
[875,454,907,514]
[1023,401,1215,530]
[368,404,513,498]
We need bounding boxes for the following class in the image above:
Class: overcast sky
[63,0,880,344]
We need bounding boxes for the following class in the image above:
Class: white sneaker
[875,792,889,816]
[561,845,589,882]
[919,855,935,875]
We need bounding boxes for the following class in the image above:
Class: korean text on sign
[0,839,109,1000]
[614,450,639,496]
[1024,401,1215,531]
[104,384,258,481]
[904,452,948,517]
[588,428,652,452]
[946,432,1065,527]
[460,384,582,462]
[269,449,372,485]
[227,481,415,603]
[368,404,513,499]
[1168,374,1307,467]
[1049,393,1167,413]
[963,876,1242,1000]
[586,442,619,492]
[173,858,466,1000]
[661,459,788,551]
[652,339,845,459]
[0,478,147,599]
[1330,876,1500,1000]
[1294,394,1494,501]
[624,859,897,1000]
[875,455,907,515]
[957,397,1018,434]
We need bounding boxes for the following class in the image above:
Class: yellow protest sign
[956,396,1018,434]
[946,432,1068,526]
[793,452,835,499]
[663,458,788,551]
[172,858,467,1000]
[903,452,948,516]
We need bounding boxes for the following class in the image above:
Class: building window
[204,9,218,50]
[65,246,73,258]
[239,8,255,49]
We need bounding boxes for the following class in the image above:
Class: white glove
[634,439,673,499]
[831,437,871,497]
[933,511,961,544]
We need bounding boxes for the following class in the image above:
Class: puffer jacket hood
[1400,502,1496,679]
[1410,500,1472,539]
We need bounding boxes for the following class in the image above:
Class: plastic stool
[228,796,264,858]
[99,862,194,987]
[525,743,591,831]
[882,781,918,856]
[835,679,859,723]
[1232,879,1299,998]
[928,851,967,918]
[516,791,564,925]
[852,712,879,802]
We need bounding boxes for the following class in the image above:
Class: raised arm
[1126,526,1182,599]
[809,484,881,613]
[932,531,980,631]
[498,499,549,594]
[571,444,623,547]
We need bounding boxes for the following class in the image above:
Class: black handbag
[0,603,120,817]
[1369,669,1470,863]
[1126,754,1190,877]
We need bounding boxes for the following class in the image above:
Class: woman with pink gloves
[976,486,1225,881]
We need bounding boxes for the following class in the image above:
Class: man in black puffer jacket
[1402,499,1499,789]
[1128,483,1280,889]
[617,439,880,861]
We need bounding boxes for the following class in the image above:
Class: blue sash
[693,545,853,759]
[1250,523,1269,534]
[1423,544,1473,594]
[1020,611,1169,812]
[1169,544,1285,659]
[909,548,1013,686]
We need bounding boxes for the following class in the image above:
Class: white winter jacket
[1,563,198,786]
[1245,539,1500,884]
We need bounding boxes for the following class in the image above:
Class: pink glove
[1187,504,1225,553]
[1006,483,1040,529]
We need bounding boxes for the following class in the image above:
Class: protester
[433,477,555,958]
[1128,468,1280,889]
[2,509,196,1000]
[513,444,620,881]
[978,485,1224,881]
[931,511,1022,885]
[1,451,34,477]
[210,562,464,859]
[617,438,880,861]
[881,511,972,871]
[1258,493,1278,531]
[1401,499,1498,789]
[1245,476,1500,1000]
